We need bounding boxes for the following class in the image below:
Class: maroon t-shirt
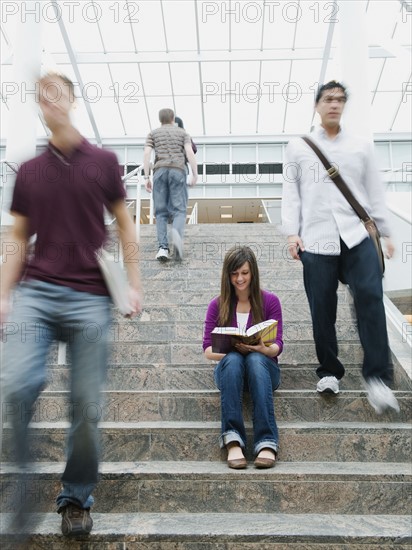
[11,138,126,296]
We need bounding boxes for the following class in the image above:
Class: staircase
[1,223,411,548]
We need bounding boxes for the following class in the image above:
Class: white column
[2,1,43,224]
[337,1,372,140]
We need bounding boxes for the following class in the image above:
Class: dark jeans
[300,237,392,384]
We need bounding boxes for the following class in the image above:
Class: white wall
[383,192,412,292]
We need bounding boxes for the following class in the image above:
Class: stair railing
[188,202,198,225]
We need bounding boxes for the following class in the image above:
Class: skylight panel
[161,0,198,51]
[231,99,258,135]
[121,101,151,138]
[129,0,167,52]
[366,0,401,45]
[389,93,412,132]
[170,63,200,95]
[173,96,204,137]
[289,60,323,102]
[230,61,260,90]
[229,4,263,51]
[284,93,314,134]
[197,0,230,50]
[94,1,136,52]
[292,1,335,50]
[88,96,126,137]
[108,63,144,101]
[256,91,286,135]
[140,63,172,96]
[203,96,230,135]
[78,64,113,101]
[63,7,103,53]
[370,92,400,133]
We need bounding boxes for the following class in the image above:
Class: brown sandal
[227,457,247,469]
[254,450,276,469]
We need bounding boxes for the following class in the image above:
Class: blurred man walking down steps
[281,80,399,416]
[0,72,143,537]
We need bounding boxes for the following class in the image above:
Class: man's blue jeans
[300,237,392,383]
[152,167,188,250]
[214,351,281,455]
[1,280,112,509]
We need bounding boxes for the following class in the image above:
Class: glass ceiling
[1,0,411,142]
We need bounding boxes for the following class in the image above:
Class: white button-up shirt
[281,126,391,255]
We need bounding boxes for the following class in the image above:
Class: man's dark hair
[315,81,348,104]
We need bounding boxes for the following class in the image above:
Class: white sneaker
[155,248,169,262]
[364,378,400,415]
[171,228,183,261]
[316,376,340,394]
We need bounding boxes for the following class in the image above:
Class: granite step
[21,389,411,423]
[1,461,410,514]
[45,341,366,367]
[110,289,322,307]
[107,342,366,366]
[102,318,358,343]
[1,512,411,549]
[45,364,409,392]
[2,422,410,464]
[112,301,354,323]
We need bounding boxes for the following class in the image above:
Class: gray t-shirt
[145,124,191,173]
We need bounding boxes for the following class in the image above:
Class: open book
[96,248,133,316]
[211,319,278,354]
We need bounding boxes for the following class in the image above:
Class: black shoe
[58,504,93,536]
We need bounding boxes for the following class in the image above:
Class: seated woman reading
[203,245,283,469]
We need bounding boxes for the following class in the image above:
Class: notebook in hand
[96,248,133,316]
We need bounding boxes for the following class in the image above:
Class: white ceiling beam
[125,0,138,52]
[3,47,403,66]
[310,1,337,129]
[1,132,410,150]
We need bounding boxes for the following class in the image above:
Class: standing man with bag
[281,80,399,415]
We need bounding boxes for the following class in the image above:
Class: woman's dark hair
[315,80,348,104]
[175,116,184,128]
[218,245,263,327]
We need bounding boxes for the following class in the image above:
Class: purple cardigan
[203,289,284,357]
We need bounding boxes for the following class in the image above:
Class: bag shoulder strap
[301,135,372,224]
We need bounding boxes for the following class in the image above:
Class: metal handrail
[122,164,143,183]
[107,164,145,237]
[387,204,412,225]
[188,202,198,225]
[0,159,18,174]
[261,200,272,224]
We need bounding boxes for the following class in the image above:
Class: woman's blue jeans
[1,280,112,510]
[214,351,281,456]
